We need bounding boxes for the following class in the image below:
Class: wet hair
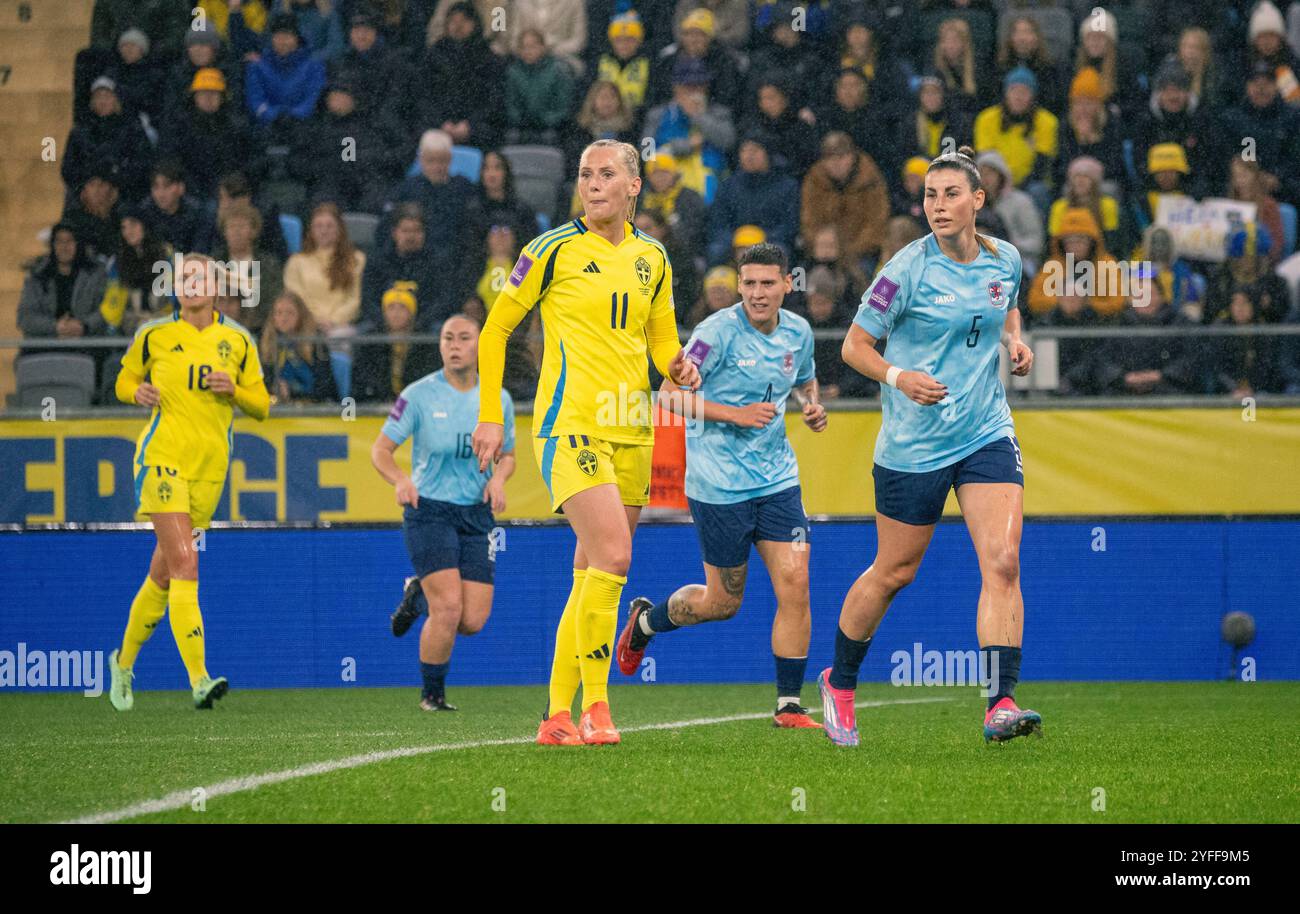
[737,242,788,273]
[925,146,999,256]
[580,139,642,221]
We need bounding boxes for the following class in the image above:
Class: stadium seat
[501,145,566,222]
[997,7,1075,65]
[14,353,96,408]
[450,145,484,182]
[280,214,303,255]
[343,212,380,255]
[1279,203,1297,258]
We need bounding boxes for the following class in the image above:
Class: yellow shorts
[135,465,224,529]
[532,434,652,513]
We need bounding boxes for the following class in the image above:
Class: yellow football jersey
[497,217,675,445]
[120,311,264,481]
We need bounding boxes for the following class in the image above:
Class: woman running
[108,254,270,710]
[817,146,1042,746]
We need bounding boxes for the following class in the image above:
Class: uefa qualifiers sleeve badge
[508,253,533,287]
[868,276,899,313]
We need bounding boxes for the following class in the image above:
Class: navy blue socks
[982,645,1022,710]
[775,655,807,704]
[829,627,872,690]
[420,661,449,701]
[646,598,680,634]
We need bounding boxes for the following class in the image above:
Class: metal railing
[3,323,1300,414]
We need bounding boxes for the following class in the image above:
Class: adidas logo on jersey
[585,643,610,660]
[171,343,184,352]
[582,261,601,273]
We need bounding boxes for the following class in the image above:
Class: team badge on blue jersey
[782,351,794,375]
[988,281,1004,305]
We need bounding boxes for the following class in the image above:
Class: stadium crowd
[16,0,1300,404]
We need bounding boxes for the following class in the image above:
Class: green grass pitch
[2,682,1296,823]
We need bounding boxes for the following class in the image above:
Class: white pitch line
[62,696,953,824]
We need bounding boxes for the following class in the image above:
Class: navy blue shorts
[402,498,496,584]
[687,485,808,568]
[874,435,1023,527]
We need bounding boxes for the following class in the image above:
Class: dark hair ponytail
[927,145,982,191]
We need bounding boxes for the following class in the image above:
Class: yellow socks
[548,569,586,717]
[577,567,626,711]
[119,576,169,669]
[167,578,208,688]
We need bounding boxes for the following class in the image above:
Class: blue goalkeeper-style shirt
[381,370,515,506]
[853,234,1021,473]
[683,303,816,504]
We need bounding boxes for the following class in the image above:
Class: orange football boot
[773,702,823,729]
[578,701,621,745]
[536,710,583,746]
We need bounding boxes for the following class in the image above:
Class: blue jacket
[245,46,325,126]
[287,4,345,63]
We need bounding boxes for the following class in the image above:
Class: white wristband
[885,366,903,388]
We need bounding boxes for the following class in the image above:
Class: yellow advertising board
[2,408,1297,524]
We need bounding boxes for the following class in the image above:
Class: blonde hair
[1075,28,1117,100]
[1178,27,1212,98]
[577,80,633,134]
[218,200,263,241]
[934,19,976,97]
[580,139,642,223]
[998,15,1052,68]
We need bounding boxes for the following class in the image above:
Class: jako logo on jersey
[49,845,151,894]
[988,281,1004,304]
[934,294,955,304]
[868,276,900,313]
[736,358,757,367]
[432,411,448,419]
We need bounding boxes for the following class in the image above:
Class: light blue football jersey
[853,234,1021,473]
[381,370,516,505]
[683,303,815,504]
